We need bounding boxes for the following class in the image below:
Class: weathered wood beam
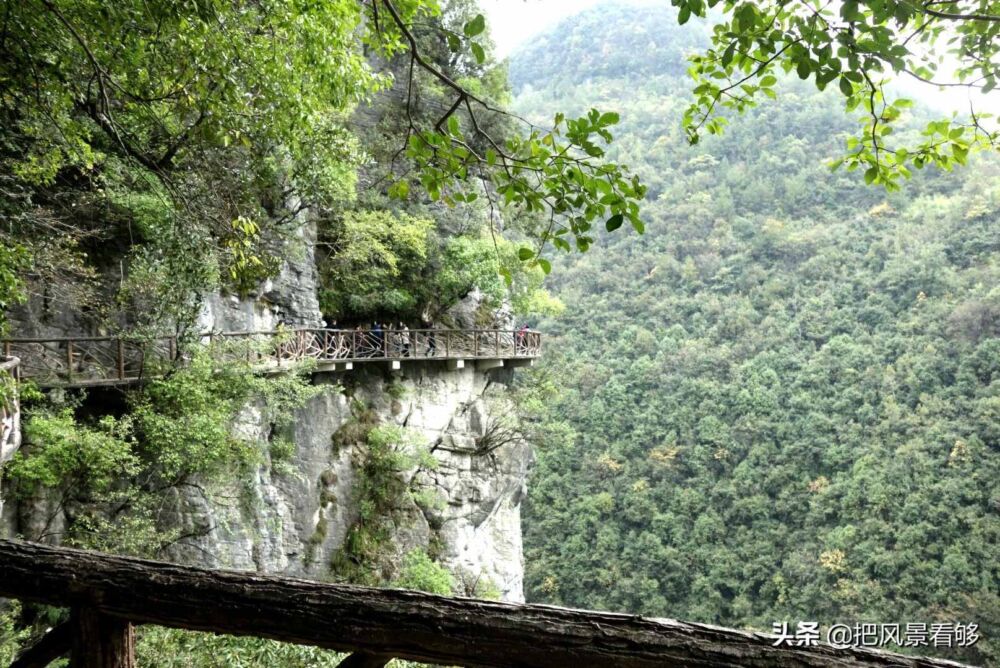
[10,620,72,668]
[0,540,971,668]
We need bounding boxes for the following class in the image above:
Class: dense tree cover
[0,0,643,335]
[514,5,1000,665]
[317,11,561,322]
[1,0,377,330]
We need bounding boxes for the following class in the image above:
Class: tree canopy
[0,0,645,326]
[672,0,1000,189]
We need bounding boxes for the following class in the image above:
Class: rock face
[159,363,531,601]
[3,198,533,602]
[198,217,324,332]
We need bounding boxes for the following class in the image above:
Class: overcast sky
[479,0,607,59]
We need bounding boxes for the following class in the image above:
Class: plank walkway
[2,328,541,387]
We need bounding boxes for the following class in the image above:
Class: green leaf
[598,111,621,126]
[470,42,486,64]
[464,14,486,37]
[388,180,409,199]
[537,258,552,275]
[839,77,853,97]
[518,247,534,261]
[605,214,624,232]
[722,42,736,67]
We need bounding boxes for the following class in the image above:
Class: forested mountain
[513,4,1000,664]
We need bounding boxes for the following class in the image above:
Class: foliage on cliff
[514,6,1000,665]
[1,0,374,328]
[7,343,323,554]
[0,0,639,334]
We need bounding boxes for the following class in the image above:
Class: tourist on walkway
[516,323,529,354]
[425,323,436,357]
[353,325,364,358]
[372,322,384,357]
[391,325,403,356]
[400,323,411,357]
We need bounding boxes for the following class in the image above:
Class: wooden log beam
[10,621,72,668]
[0,540,971,668]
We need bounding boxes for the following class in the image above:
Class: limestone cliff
[160,363,531,601]
[3,212,535,601]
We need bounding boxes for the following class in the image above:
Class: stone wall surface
[197,216,324,332]
[158,363,531,601]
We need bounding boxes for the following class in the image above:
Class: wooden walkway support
[1,328,542,388]
[0,541,971,668]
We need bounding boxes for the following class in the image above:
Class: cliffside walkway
[0,540,971,668]
[2,328,541,388]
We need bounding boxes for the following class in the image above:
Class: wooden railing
[0,540,970,668]
[1,329,541,387]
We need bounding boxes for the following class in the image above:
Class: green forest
[1,0,999,665]
[514,4,999,665]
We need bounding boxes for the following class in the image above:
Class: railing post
[495,330,500,357]
[66,340,74,384]
[70,606,135,668]
[117,339,125,381]
[445,331,450,357]
[474,330,479,358]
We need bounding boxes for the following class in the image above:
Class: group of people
[321,319,435,358]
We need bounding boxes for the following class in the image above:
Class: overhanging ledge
[0,540,970,668]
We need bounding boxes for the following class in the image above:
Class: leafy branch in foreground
[674,0,1000,190]
[368,0,648,272]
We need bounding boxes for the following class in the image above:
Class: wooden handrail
[1,328,539,343]
[0,540,970,668]
[1,328,541,387]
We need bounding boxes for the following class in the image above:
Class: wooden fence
[1,329,541,387]
[0,540,971,668]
